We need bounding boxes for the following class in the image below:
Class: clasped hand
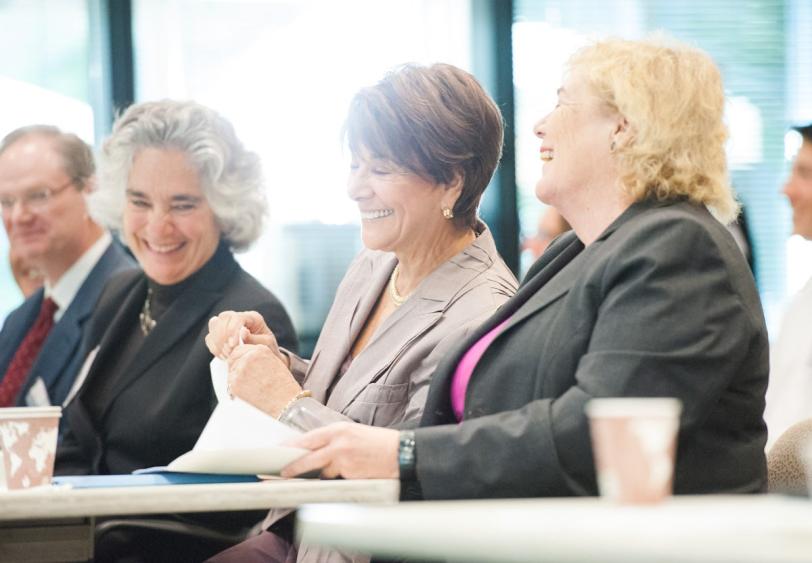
[205,311,300,417]
[205,311,401,480]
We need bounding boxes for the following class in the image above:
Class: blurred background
[0,0,809,354]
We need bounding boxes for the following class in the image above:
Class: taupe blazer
[282,224,517,430]
[267,225,515,563]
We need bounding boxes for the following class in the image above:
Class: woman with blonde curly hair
[280,36,769,509]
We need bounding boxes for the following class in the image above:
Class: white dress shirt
[45,231,113,322]
[764,276,812,450]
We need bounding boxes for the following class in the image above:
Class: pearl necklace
[139,287,157,335]
[387,265,412,307]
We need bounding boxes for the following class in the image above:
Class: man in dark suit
[0,125,133,407]
[764,122,812,447]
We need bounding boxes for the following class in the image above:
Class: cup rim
[585,397,682,418]
[0,406,62,419]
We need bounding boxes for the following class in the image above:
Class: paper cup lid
[0,406,62,419]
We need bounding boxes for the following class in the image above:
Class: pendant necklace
[139,287,157,335]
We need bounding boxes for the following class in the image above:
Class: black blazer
[56,246,297,476]
[413,198,769,499]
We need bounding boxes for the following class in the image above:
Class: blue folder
[52,472,260,488]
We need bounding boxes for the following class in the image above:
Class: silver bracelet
[277,390,312,421]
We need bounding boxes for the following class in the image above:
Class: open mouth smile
[360,209,394,220]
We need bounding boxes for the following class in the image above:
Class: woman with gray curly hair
[54,99,297,562]
[90,100,267,252]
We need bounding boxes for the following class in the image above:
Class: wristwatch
[398,430,417,480]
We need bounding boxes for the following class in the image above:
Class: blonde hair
[568,37,738,223]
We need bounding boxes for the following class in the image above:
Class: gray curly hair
[89,100,267,251]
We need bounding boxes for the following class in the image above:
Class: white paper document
[195,357,302,450]
[156,358,307,475]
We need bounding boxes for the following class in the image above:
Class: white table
[0,478,399,562]
[297,494,812,563]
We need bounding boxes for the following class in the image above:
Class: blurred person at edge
[0,126,133,408]
[278,37,770,515]
[55,100,297,563]
[207,63,517,563]
[9,246,44,298]
[764,123,812,450]
[522,205,571,260]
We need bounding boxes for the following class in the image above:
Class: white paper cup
[586,398,681,504]
[0,407,61,490]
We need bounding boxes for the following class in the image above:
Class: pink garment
[450,318,510,421]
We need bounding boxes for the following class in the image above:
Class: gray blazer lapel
[304,255,394,403]
[325,292,444,414]
[324,228,500,414]
[348,255,395,341]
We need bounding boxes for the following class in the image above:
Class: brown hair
[793,123,812,144]
[345,63,504,229]
[0,125,95,190]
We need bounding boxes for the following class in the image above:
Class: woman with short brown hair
[207,63,516,561]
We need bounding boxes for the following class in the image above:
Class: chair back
[767,418,812,495]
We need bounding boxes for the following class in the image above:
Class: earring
[610,140,616,151]
[442,207,454,219]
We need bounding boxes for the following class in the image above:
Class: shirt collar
[45,231,113,321]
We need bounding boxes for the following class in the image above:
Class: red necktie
[0,297,58,406]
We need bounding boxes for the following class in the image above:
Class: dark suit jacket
[413,198,769,499]
[55,247,297,476]
[0,241,133,406]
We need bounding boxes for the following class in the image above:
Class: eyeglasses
[0,179,76,214]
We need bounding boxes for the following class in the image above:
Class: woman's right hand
[205,310,289,367]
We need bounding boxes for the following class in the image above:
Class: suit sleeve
[279,347,310,384]
[413,216,763,499]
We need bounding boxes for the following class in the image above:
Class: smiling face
[123,147,221,285]
[784,139,812,239]
[533,71,623,209]
[346,151,461,257]
[0,134,95,283]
